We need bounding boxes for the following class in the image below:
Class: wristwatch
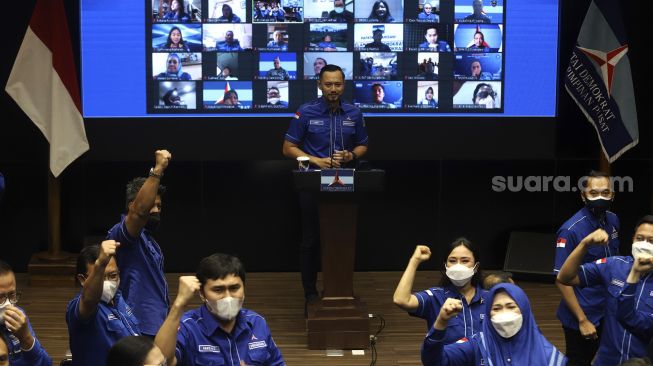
[149,168,163,179]
[350,151,358,161]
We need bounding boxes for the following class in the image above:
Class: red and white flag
[5,0,89,177]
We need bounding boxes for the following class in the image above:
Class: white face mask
[101,280,119,303]
[206,296,244,321]
[445,263,477,287]
[632,241,653,260]
[491,311,523,338]
[0,298,10,319]
[268,97,280,105]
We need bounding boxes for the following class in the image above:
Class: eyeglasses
[0,291,21,305]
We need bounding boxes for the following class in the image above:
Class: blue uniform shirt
[285,97,368,161]
[66,291,141,366]
[1,307,52,366]
[411,284,487,344]
[107,215,169,335]
[175,305,285,366]
[579,256,652,366]
[553,208,620,330]
[216,40,243,51]
[617,282,653,342]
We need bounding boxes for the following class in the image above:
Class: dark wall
[1,1,648,272]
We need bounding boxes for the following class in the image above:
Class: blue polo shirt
[175,306,285,366]
[410,284,487,344]
[107,215,169,335]
[1,307,52,366]
[285,97,368,162]
[578,256,652,366]
[66,291,141,366]
[553,208,620,330]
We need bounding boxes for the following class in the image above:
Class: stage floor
[16,271,564,365]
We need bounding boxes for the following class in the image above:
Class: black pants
[563,325,601,366]
[299,191,320,298]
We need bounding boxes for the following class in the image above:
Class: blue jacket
[66,291,141,366]
[107,216,169,335]
[554,208,620,330]
[175,306,285,366]
[422,283,566,366]
[579,256,653,365]
[410,284,487,344]
[285,97,368,161]
[1,307,52,366]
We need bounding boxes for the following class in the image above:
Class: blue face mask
[334,6,344,13]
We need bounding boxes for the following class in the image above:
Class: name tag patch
[248,341,267,350]
[342,120,356,127]
[610,278,625,288]
[199,345,220,353]
[107,314,118,321]
[309,119,324,125]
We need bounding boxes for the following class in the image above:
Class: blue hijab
[477,283,565,366]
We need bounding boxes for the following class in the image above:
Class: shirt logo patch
[251,334,258,340]
[595,258,607,264]
[556,238,566,248]
[480,314,485,320]
[309,119,324,125]
[107,314,118,321]
[649,290,653,297]
[198,345,220,353]
[248,341,267,350]
[294,112,301,119]
[425,289,433,296]
[610,278,625,287]
[611,230,619,239]
[455,337,469,343]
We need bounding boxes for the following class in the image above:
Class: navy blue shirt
[579,256,652,366]
[285,97,368,162]
[1,307,52,366]
[107,215,169,335]
[553,208,620,330]
[617,282,653,342]
[66,291,141,366]
[418,41,451,51]
[411,285,487,344]
[175,305,285,366]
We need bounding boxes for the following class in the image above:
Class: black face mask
[145,213,161,232]
[585,198,612,218]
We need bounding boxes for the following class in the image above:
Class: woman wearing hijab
[422,283,567,366]
[368,0,395,22]
[393,238,486,344]
[155,53,192,80]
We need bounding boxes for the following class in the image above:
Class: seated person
[318,34,337,51]
[312,57,327,78]
[328,0,354,22]
[417,2,439,21]
[422,283,566,365]
[214,4,242,22]
[364,29,392,52]
[107,336,165,366]
[267,30,288,51]
[472,82,497,108]
[470,60,493,80]
[468,31,490,51]
[368,0,395,22]
[216,30,243,51]
[371,83,395,108]
[269,2,286,21]
[153,254,285,366]
[162,0,191,22]
[267,87,289,106]
[156,53,192,80]
[266,56,290,80]
[216,66,238,80]
[418,27,451,51]
[217,89,241,107]
[419,86,438,107]
[158,26,190,51]
[0,260,52,366]
[464,0,491,23]
[253,1,270,19]
[162,88,183,106]
[67,242,141,366]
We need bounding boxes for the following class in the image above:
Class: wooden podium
[293,169,384,349]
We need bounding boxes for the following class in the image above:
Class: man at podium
[282,64,369,309]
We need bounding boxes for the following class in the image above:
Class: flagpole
[36,173,72,261]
